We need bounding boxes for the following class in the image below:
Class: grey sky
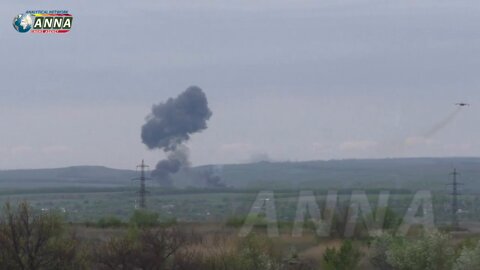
[1,0,479,169]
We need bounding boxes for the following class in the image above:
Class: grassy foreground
[1,201,480,270]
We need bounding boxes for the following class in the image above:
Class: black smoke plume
[150,147,189,187]
[141,86,212,186]
[199,165,226,188]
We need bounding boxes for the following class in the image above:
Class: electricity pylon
[133,160,150,209]
[447,168,463,230]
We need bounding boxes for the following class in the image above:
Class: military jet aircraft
[455,103,470,107]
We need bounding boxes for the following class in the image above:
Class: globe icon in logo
[12,13,33,33]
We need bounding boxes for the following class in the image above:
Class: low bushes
[322,240,362,270]
[0,201,89,270]
[369,230,477,270]
[5,201,480,270]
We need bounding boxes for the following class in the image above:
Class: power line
[133,160,150,209]
[447,168,463,230]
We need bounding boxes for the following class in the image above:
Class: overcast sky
[1,0,479,169]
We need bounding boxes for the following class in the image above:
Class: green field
[0,157,478,227]
[0,187,477,229]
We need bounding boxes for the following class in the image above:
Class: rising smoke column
[141,86,212,186]
[200,165,226,188]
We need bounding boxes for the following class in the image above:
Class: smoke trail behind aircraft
[424,107,462,138]
[402,107,463,147]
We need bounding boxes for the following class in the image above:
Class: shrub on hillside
[0,201,89,270]
[370,231,456,270]
[322,240,362,270]
[96,216,125,228]
[94,226,191,269]
[129,210,160,227]
[453,241,480,270]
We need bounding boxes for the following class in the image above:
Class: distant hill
[0,166,137,189]
[207,157,480,191]
[1,157,480,192]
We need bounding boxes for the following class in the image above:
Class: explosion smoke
[200,165,226,188]
[141,86,212,186]
[150,147,189,187]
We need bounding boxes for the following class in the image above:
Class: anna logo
[13,10,73,34]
